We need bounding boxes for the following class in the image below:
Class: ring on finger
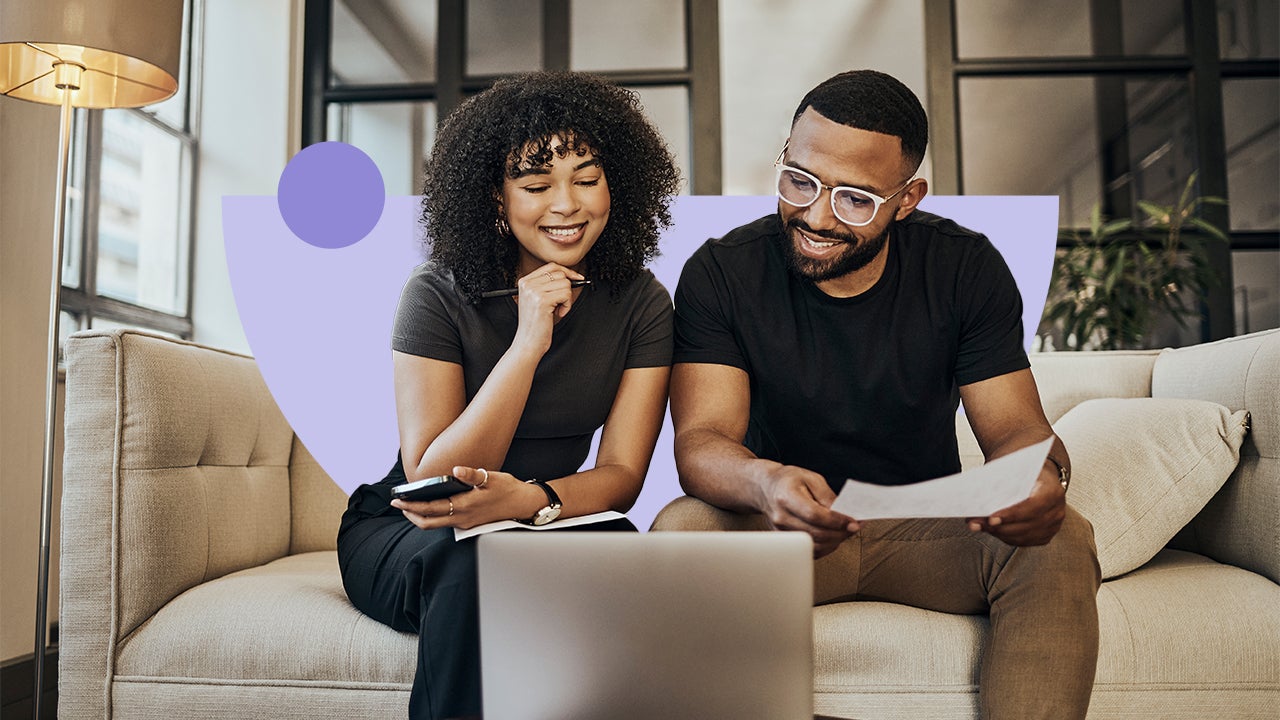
[473,467,489,489]
[448,498,454,517]
[544,271,554,282]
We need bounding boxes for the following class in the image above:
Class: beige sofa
[654,328,1280,719]
[60,328,1278,719]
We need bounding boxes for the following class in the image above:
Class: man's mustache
[785,217,857,244]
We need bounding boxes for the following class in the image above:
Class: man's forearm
[986,428,1070,474]
[674,427,779,514]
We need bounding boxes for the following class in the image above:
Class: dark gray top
[388,262,673,483]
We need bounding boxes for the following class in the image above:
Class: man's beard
[777,215,892,283]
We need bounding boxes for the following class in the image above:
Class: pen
[480,279,592,299]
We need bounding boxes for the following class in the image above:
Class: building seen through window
[59,0,199,350]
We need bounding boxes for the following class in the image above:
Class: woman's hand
[511,263,585,357]
[390,466,545,530]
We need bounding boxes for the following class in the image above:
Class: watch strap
[1045,455,1070,492]
[520,479,562,525]
[526,479,561,507]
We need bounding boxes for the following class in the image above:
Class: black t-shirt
[344,263,673,520]
[673,212,1028,489]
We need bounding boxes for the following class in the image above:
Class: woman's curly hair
[422,71,682,301]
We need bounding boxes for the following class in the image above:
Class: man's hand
[966,463,1066,546]
[756,464,860,558]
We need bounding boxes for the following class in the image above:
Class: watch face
[532,506,562,526]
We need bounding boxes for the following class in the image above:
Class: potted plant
[1038,174,1228,350]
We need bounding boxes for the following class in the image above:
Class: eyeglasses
[773,143,913,227]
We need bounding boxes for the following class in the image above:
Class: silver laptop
[478,531,813,720]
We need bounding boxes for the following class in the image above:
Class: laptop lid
[478,531,813,720]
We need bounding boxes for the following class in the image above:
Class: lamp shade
[0,0,182,109]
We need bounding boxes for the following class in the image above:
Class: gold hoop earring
[495,216,511,237]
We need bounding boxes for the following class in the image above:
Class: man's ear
[894,177,929,220]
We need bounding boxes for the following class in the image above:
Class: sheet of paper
[453,510,626,541]
[830,437,1054,520]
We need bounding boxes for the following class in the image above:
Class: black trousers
[337,511,637,719]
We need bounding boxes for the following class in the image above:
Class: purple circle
[277,142,385,249]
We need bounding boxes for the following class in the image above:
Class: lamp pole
[31,60,81,719]
[2,5,183,716]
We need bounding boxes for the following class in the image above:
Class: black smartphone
[390,475,472,502]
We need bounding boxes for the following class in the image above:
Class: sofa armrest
[60,330,298,717]
[1153,329,1280,584]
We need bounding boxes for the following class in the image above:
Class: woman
[337,71,681,720]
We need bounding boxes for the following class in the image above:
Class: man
[670,70,1100,719]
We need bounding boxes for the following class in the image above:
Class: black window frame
[924,0,1280,343]
[59,0,203,343]
[301,0,722,194]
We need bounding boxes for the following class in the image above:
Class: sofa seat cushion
[1091,550,1280,716]
[813,600,986,719]
[812,550,1279,719]
[115,551,415,686]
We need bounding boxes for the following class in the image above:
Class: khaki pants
[654,500,1102,720]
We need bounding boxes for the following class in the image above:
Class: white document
[454,510,626,541]
[830,437,1054,520]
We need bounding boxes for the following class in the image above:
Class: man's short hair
[792,70,929,173]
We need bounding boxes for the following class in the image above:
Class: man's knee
[1057,505,1101,586]
[1010,505,1101,598]
[649,495,770,531]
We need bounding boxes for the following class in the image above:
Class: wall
[720,1,930,195]
[0,0,302,664]
[192,0,302,353]
[0,96,65,663]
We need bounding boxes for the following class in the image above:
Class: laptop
[478,531,814,720]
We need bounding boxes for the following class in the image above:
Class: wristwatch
[1045,455,1070,492]
[520,480,562,526]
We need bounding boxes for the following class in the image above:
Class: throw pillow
[1053,397,1250,579]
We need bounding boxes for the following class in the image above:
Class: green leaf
[1099,218,1133,238]
[1185,217,1229,243]
[1136,200,1170,225]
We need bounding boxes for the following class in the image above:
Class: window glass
[1222,78,1280,231]
[97,112,190,315]
[1121,77,1197,209]
[89,316,182,339]
[955,0,1184,58]
[467,0,542,75]
[960,76,1102,226]
[1219,0,1280,59]
[959,75,1195,227]
[631,86,690,194]
[570,0,685,71]
[327,102,437,196]
[1232,249,1280,334]
[62,110,88,290]
[331,0,436,85]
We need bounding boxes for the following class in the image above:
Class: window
[59,0,201,348]
[925,0,1280,346]
[304,0,721,194]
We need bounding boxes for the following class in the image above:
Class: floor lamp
[0,3,183,717]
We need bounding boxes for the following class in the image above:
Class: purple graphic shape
[277,142,386,249]
[224,195,424,493]
[223,195,1057,533]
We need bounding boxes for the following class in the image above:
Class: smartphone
[390,475,472,502]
